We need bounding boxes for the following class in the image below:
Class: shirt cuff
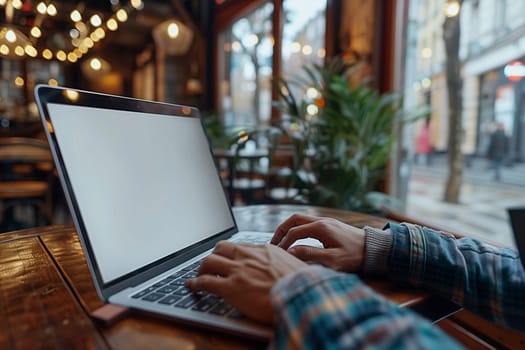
[363,226,393,275]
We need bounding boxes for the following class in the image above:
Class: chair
[218,126,282,205]
[0,137,54,231]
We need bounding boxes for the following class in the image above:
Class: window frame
[212,0,335,121]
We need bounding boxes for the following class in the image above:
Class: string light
[30,27,42,38]
[56,50,66,61]
[67,52,78,62]
[5,29,16,43]
[95,28,106,39]
[12,0,22,10]
[24,45,38,57]
[70,10,82,22]
[0,1,144,63]
[116,9,128,22]
[47,3,57,16]
[42,49,53,60]
[69,28,79,39]
[130,0,143,10]
[84,38,94,48]
[106,18,118,31]
[14,45,24,56]
[14,76,24,87]
[36,2,47,14]
[90,14,102,27]
[0,44,9,55]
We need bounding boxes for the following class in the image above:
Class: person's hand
[271,213,365,272]
[185,241,307,325]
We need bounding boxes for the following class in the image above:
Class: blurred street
[406,154,525,248]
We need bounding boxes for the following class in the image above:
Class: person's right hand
[271,213,366,272]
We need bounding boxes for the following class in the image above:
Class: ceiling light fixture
[82,57,112,80]
[153,19,194,56]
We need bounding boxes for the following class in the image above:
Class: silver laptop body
[34,85,272,340]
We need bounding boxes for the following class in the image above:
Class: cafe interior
[0,0,523,349]
[0,0,398,231]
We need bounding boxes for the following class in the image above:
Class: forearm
[269,265,461,350]
[364,223,525,332]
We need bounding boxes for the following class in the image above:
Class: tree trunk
[443,4,463,204]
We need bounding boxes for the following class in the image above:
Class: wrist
[363,226,393,275]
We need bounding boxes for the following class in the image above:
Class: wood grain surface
[0,204,460,349]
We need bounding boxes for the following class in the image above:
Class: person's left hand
[185,241,307,325]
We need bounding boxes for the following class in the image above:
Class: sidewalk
[405,154,525,248]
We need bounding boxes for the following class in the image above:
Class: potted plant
[274,57,421,212]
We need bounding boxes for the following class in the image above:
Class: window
[217,2,274,128]
[215,0,327,129]
[400,0,525,248]
[281,0,326,80]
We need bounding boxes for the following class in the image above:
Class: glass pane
[401,0,525,248]
[218,2,274,128]
[282,0,326,81]
[0,59,64,121]
[0,59,23,120]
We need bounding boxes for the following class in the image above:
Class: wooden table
[0,204,457,349]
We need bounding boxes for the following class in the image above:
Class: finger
[214,241,261,259]
[288,245,332,265]
[198,253,236,276]
[212,241,237,259]
[186,275,226,296]
[278,220,331,250]
[271,213,320,245]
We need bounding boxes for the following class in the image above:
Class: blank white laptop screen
[47,103,234,283]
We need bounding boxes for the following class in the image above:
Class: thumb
[288,246,331,265]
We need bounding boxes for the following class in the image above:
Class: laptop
[508,207,525,269]
[34,85,274,340]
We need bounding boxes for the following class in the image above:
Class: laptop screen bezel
[34,85,239,300]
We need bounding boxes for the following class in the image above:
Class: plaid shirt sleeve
[365,223,525,332]
[269,265,463,350]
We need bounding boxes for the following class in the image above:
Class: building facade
[404,0,525,161]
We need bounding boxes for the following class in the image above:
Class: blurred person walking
[415,120,432,165]
[486,122,509,181]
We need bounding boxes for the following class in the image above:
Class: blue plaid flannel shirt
[269,222,525,349]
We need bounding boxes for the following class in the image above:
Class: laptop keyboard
[131,233,271,319]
